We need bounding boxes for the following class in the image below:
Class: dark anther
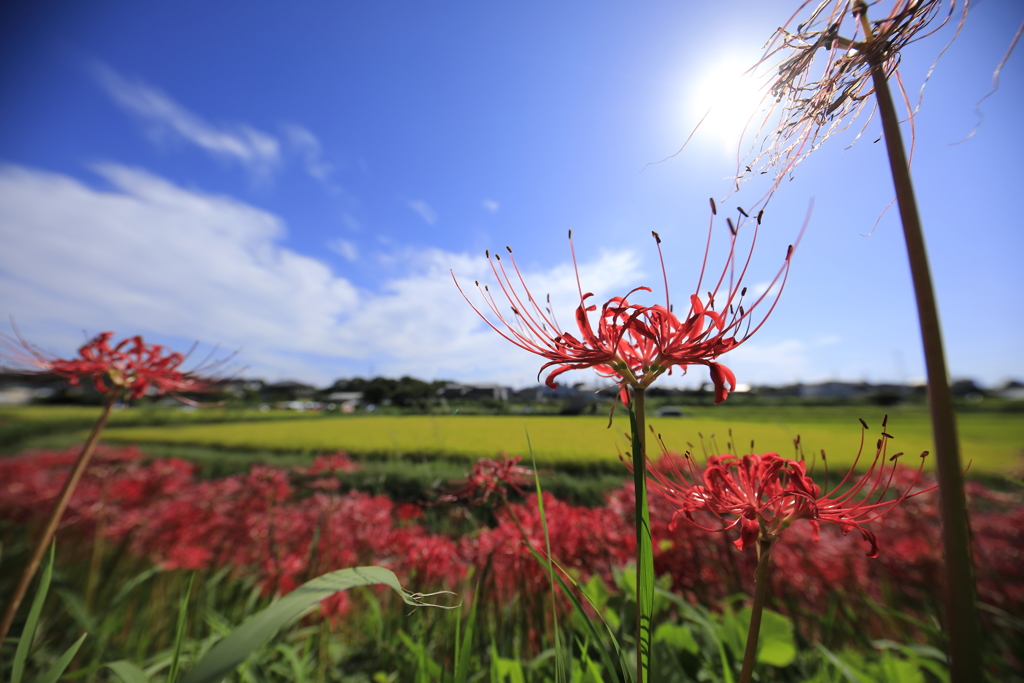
[506,246,512,253]
[859,418,868,429]
[495,254,500,261]
[741,287,747,296]
[876,439,883,450]
[921,451,929,459]
[474,280,479,286]
[757,209,764,224]
[881,432,894,439]
[709,197,717,215]
[727,218,736,235]
[652,231,661,244]
[568,229,572,238]
[882,414,889,428]
[787,245,794,258]
[889,452,904,461]
[485,249,490,258]
[738,207,749,217]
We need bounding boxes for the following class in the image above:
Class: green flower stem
[0,393,118,645]
[630,387,654,683]
[738,536,774,683]
[856,4,982,680]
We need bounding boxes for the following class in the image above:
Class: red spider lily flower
[453,202,798,404]
[645,416,936,557]
[1,330,225,402]
[438,455,535,506]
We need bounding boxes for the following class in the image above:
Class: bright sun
[686,56,770,154]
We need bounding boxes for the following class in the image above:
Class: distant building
[996,380,1024,401]
[437,383,509,401]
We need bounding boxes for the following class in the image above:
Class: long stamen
[652,231,671,311]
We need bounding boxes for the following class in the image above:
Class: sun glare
[686,56,769,154]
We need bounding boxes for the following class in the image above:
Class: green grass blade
[274,643,309,683]
[816,643,864,683]
[106,660,149,683]
[167,573,196,683]
[526,428,566,683]
[11,541,56,683]
[521,540,631,683]
[454,562,487,683]
[179,566,450,683]
[36,632,88,683]
[110,567,163,608]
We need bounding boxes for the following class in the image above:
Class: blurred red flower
[438,455,535,505]
[2,330,223,401]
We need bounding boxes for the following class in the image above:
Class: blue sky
[1,0,1021,390]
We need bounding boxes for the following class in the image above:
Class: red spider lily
[438,455,535,505]
[1,330,223,401]
[453,203,797,404]
[645,416,936,557]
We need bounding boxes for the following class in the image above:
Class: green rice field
[84,405,1024,472]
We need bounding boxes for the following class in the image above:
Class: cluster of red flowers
[1,446,1020,630]
[640,418,934,558]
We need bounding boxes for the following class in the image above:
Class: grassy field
[80,404,1024,473]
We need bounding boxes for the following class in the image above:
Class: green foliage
[178,566,450,683]
[1,536,964,683]
[810,641,949,683]
[9,542,90,683]
[11,542,56,683]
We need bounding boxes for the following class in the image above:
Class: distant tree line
[325,377,450,407]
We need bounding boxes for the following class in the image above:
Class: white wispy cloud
[406,199,437,225]
[0,164,643,386]
[482,199,499,213]
[93,63,281,179]
[328,238,359,262]
[283,124,334,183]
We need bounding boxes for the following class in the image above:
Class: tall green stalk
[628,388,654,683]
[0,393,119,645]
[855,4,982,679]
[738,536,775,683]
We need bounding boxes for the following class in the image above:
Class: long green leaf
[167,574,196,683]
[37,632,88,683]
[179,566,450,683]
[106,660,149,683]
[12,541,55,683]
